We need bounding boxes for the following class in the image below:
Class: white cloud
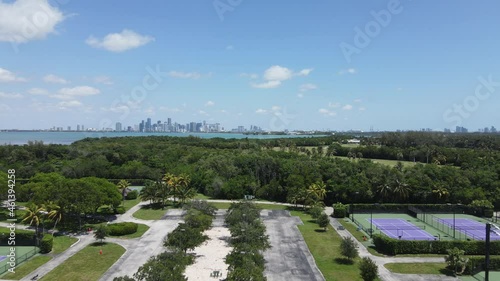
[43,74,68,84]
[319,108,336,117]
[205,101,215,107]
[251,80,281,89]
[297,68,313,76]
[264,66,293,81]
[0,0,65,43]
[299,83,317,92]
[253,66,313,89]
[342,104,353,110]
[0,92,23,99]
[338,68,357,75]
[354,98,362,103]
[226,45,234,50]
[28,88,48,95]
[86,29,154,52]
[51,86,100,99]
[297,93,304,98]
[0,68,27,82]
[397,87,403,91]
[167,71,203,79]
[94,76,113,85]
[359,107,366,111]
[0,104,11,112]
[198,110,209,116]
[328,102,341,108]
[255,109,267,114]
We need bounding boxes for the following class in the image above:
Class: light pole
[351,191,359,222]
[370,203,380,238]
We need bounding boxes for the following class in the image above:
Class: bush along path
[324,207,458,281]
[224,201,271,281]
[110,200,216,281]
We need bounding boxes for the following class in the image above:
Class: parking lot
[261,210,325,281]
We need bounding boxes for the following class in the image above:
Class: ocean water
[0,131,323,145]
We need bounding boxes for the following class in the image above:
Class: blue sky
[1,0,499,131]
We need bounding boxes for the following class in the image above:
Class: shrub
[372,234,500,255]
[39,234,53,254]
[0,228,36,246]
[108,222,138,236]
[359,257,378,281]
[309,205,323,220]
[317,213,329,230]
[115,206,126,214]
[126,190,139,200]
[184,200,216,216]
[464,256,500,275]
[332,202,347,218]
[184,209,213,231]
[340,237,358,261]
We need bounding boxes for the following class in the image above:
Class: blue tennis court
[368,218,436,240]
[437,218,500,241]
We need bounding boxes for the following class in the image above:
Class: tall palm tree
[46,201,63,233]
[392,179,411,202]
[22,203,46,237]
[162,173,177,203]
[174,174,191,205]
[308,181,327,203]
[140,180,158,205]
[117,179,131,206]
[377,184,392,203]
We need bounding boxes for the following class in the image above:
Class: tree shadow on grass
[334,257,354,265]
[90,241,107,247]
[439,267,455,277]
[314,229,327,233]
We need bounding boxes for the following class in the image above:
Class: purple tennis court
[436,218,500,241]
[368,218,436,240]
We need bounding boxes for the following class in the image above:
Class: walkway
[324,207,458,281]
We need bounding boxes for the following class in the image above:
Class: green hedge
[126,190,139,200]
[350,204,492,218]
[108,222,138,236]
[39,234,53,253]
[464,256,500,275]
[0,227,36,246]
[115,206,126,214]
[372,234,500,256]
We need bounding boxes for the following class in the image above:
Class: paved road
[262,209,325,281]
[324,207,458,281]
[99,209,184,281]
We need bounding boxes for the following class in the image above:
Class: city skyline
[1,1,500,131]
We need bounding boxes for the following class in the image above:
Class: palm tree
[162,173,177,203]
[46,202,63,233]
[326,145,337,157]
[392,179,411,202]
[432,185,449,203]
[377,184,392,203]
[174,174,191,205]
[117,180,131,206]
[140,180,158,205]
[22,203,46,237]
[308,181,327,204]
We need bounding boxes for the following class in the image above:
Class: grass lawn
[194,193,212,200]
[52,235,79,254]
[384,263,453,276]
[290,211,380,281]
[132,204,170,220]
[1,255,52,280]
[39,242,125,281]
[122,198,141,212]
[209,202,289,210]
[109,223,150,239]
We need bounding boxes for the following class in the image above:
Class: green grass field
[39,242,125,281]
[384,262,452,275]
[0,255,52,280]
[132,204,170,220]
[290,211,380,281]
[52,236,79,254]
[122,197,141,212]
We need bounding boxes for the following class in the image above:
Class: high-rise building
[116,122,122,132]
[146,118,152,132]
[77,125,81,131]
[139,120,145,132]
[67,126,71,131]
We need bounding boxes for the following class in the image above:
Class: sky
[1,0,500,132]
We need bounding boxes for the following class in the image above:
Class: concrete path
[262,209,325,281]
[324,207,458,281]
[99,209,184,281]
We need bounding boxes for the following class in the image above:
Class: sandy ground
[185,211,231,281]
